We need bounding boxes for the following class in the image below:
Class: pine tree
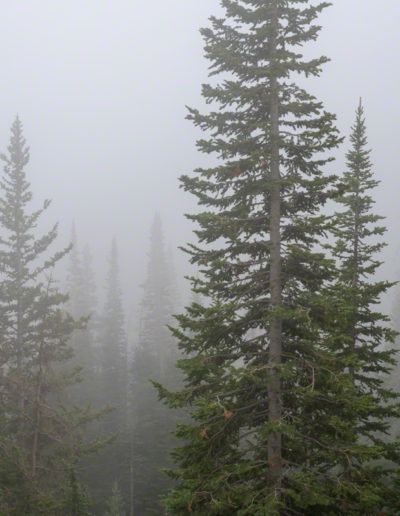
[130,214,179,515]
[62,469,92,516]
[66,228,97,402]
[154,1,400,513]
[326,101,400,511]
[86,238,129,514]
[104,481,126,516]
[0,117,98,513]
[100,237,128,429]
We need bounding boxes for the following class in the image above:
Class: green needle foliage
[325,101,400,512]
[61,470,92,516]
[158,2,400,515]
[156,0,379,513]
[0,117,102,514]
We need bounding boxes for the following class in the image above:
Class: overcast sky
[0,0,399,320]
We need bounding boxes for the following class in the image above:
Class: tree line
[0,117,179,514]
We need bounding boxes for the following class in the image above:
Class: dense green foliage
[325,101,400,512]
[158,2,400,515]
[0,118,99,514]
[61,470,92,516]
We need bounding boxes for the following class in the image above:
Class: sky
[0,0,399,322]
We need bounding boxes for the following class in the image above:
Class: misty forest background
[1,1,400,515]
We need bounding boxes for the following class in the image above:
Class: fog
[0,1,398,319]
[1,1,400,513]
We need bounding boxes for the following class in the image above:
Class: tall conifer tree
[0,117,97,513]
[87,238,129,514]
[155,1,400,514]
[130,215,179,515]
[100,238,127,428]
[326,101,400,511]
[66,228,97,401]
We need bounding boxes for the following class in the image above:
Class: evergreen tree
[86,238,128,514]
[155,1,400,514]
[0,117,98,513]
[100,237,128,429]
[61,469,92,516]
[104,482,126,516]
[326,101,400,511]
[66,228,97,401]
[130,214,179,515]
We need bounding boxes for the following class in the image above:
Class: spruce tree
[86,238,129,514]
[100,237,128,430]
[326,101,400,512]
[104,482,126,516]
[0,117,98,513]
[130,214,179,515]
[62,470,92,516]
[154,1,400,514]
[66,227,97,402]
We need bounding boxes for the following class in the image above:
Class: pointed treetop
[5,115,30,167]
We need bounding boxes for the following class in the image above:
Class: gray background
[0,0,398,319]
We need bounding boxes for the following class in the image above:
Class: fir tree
[66,228,97,401]
[62,469,92,516]
[104,481,126,516]
[326,101,400,511]
[130,215,179,515]
[0,117,98,513]
[86,238,129,514]
[154,1,400,514]
[100,237,128,429]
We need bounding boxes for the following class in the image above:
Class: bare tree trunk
[268,0,282,491]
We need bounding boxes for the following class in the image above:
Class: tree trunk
[268,0,282,491]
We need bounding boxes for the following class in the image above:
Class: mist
[0,1,398,305]
[0,1,400,514]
